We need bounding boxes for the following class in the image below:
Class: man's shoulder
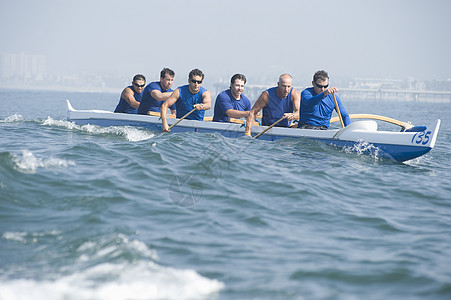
[266,86,277,93]
[265,86,279,98]
[291,87,301,97]
[122,85,133,94]
[200,86,209,93]
[148,81,161,90]
[217,89,232,100]
[301,87,314,94]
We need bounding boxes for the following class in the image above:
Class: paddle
[332,93,344,128]
[253,116,285,139]
[168,108,197,130]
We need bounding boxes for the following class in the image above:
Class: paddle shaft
[168,108,197,130]
[253,116,285,139]
[332,93,345,128]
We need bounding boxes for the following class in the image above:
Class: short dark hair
[133,74,146,82]
[189,69,204,81]
[313,70,329,83]
[160,68,175,79]
[231,73,246,85]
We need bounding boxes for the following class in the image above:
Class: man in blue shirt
[245,74,300,136]
[299,70,351,129]
[161,69,211,132]
[213,74,251,123]
[114,74,146,114]
[137,68,176,115]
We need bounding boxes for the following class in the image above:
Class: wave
[0,262,224,300]
[11,150,75,174]
[42,117,155,142]
[0,232,224,300]
[0,114,24,123]
[341,140,383,161]
[2,230,61,244]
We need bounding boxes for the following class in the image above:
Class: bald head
[278,73,292,84]
[277,74,293,98]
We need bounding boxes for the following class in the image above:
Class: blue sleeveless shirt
[114,86,143,114]
[176,85,207,120]
[261,87,293,127]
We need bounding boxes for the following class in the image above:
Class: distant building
[349,78,404,90]
[0,52,47,80]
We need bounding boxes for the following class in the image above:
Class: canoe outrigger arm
[330,114,414,130]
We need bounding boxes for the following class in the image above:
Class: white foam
[2,232,27,243]
[12,150,75,174]
[75,233,160,263]
[2,230,61,244]
[107,126,155,142]
[1,233,224,299]
[343,140,382,160]
[42,117,80,130]
[0,114,24,123]
[0,261,224,300]
[404,153,430,166]
[42,117,154,142]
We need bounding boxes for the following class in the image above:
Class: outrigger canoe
[66,100,440,162]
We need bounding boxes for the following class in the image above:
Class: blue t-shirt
[213,89,251,122]
[175,85,207,120]
[114,86,143,114]
[299,87,351,128]
[137,81,176,115]
[261,87,294,127]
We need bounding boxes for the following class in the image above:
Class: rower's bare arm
[122,87,140,109]
[290,89,301,120]
[245,92,268,134]
[226,109,249,118]
[150,90,174,101]
[195,90,211,110]
[161,89,180,132]
[162,89,179,113]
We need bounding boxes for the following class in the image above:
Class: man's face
[277,76,293,98]
[189,75,203,93]
[132,79,145,93]
[313,78,329,95]
[230,79,245,99]
[160,74,174,91]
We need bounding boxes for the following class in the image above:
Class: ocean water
[0,88,450,300]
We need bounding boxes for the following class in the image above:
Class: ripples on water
[0,93,450,299]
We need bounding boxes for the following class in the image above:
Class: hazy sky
[1,0,450,85]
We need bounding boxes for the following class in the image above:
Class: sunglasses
[315,82,329,89]
[190,79,203,84]
[133,83,145,88]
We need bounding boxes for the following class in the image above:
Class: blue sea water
[0,88,450,300]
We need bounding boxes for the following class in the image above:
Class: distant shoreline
[0,85,120,94]
[1,85,450,103]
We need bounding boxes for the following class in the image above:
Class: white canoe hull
[66,100,440,162]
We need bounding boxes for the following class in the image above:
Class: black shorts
[298,123,328,130]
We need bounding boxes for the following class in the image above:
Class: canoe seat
[404,126,427,132]
[343,120,378,131]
